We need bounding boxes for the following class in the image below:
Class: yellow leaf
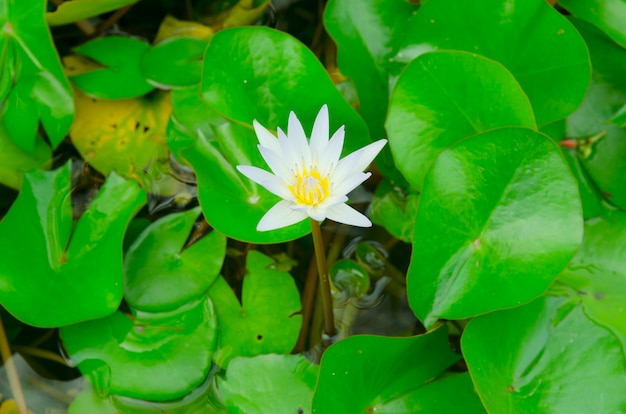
[69,87,171,181]
[153,15,214,44]
[200,0,270,31]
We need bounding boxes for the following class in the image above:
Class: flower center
[289,168,330,206]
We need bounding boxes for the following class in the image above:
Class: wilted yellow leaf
[153,15,214,44]
[69,87,171,181]
[200,0,269,31]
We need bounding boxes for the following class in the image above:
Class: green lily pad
[219,354,318,414]
[409,128,583,328]
[208,251,302,367]
[558,210,626,349]
[370,178,419,242]
[201,26,370,156]
[125,207,226,312]
[386,50,535,190]
[182,116,310,243]
[462,296,626,413]
[70,36,155,99]
[0,162,146,327]
[560,0,626,48]
[60,297,217,402]
[323,0,420,183]
[47,0,139,26]
[312,328,484,413]
[566,18,626,208]
[0,0,74,151]
[0,124,51,190]
[401,0,590,127]
[141,37,208,88]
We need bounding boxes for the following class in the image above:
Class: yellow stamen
[289,168,330,206]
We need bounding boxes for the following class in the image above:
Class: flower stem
[309,219,335,337]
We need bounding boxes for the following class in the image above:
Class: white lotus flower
[236,105,387,232]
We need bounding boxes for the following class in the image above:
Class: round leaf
[312,328,483,413]
[387,50,535,190]
[141,37,207,88]
[462,296,626,413]
[399,0,590,126]
[0,163,146,327]
[201,26,370,155]
[219,354,318,414]
[208,251,302,367]
[47,0,139,26]
[70,36,154,99]
[60,297,217,401]
[409,128,583,328]
[125,207,226,312]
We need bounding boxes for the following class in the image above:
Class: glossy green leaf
[558,210,626,349]
[409,128,583,328]
[0,124,51,190]
[560,0,626,47]
[124,207,226,312]
[400,0,590,126]
[47,0,139,26]
[201,26,370,155]
[208,251,302,367]
[567,18,626,208]
[69,377,222,414]
[141,37,208,88]
[70,36,154,99]
[312,328,483,413]
[323,0,420,183]
[387,51,535,190]
[324,0,419,141]
[182,116,310,243]
[462,296,626,413]
[0,0,74,151]
[219,354,318,414]
[61,297,217,401]
[0,163,146,327]
[370,178,419,242]
[561,149,604,220]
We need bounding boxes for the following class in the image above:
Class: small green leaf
[312,328,483,413]
[47,0,140,26]
[219,354,318,414]
[409,128,583,328]
[208,251,302,367]
[558,210,626,350]
[61,297,217,401]
[0,162,146,327]
[387,51,535,190]
[70,36,154,99]
[462,296,626,413]
[330,259,370,298]
[141,37,207,88]
[125,207,226,312]
[400,0,590,126]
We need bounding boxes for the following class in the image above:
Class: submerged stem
[0,317,27,414]
[310,219,335,337]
